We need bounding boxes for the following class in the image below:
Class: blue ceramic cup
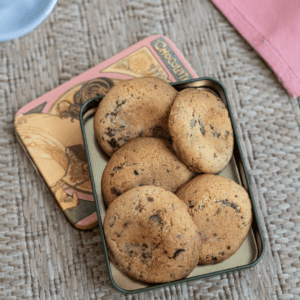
[0,0,58,42]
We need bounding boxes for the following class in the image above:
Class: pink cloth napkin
[211,0,300,98]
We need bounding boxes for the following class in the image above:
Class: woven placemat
[1,0,300,299]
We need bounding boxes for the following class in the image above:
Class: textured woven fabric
[1,0,300,299]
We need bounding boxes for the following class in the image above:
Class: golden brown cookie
[94,77,178,156]
[103,186,201,283]
[168,88,234,173]
[176,174,252,264]
[101,137,195,207]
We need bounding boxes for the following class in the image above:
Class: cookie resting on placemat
[176,174,252,264]
[103,186,201,283]
[94,77,178,157]
[101,137,196,207]
[168,88,234,174]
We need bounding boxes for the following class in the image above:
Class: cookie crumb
[198,117,205,135]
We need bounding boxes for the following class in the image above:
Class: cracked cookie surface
[94,77,177,156]
[176,174,252,264]
[168,88,234,173]
[103,186,201,283]
[101,137,195,207]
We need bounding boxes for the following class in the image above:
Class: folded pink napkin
[211,0,300,97]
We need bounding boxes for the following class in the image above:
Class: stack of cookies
[93,77,253,284]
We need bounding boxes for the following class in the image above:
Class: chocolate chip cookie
[168,88,234,173]
[94,77,177,156]
[101,137,195,207]
[103,186,201,283]
[176,174,252,264]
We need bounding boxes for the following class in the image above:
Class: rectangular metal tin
[79,77,265,294]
